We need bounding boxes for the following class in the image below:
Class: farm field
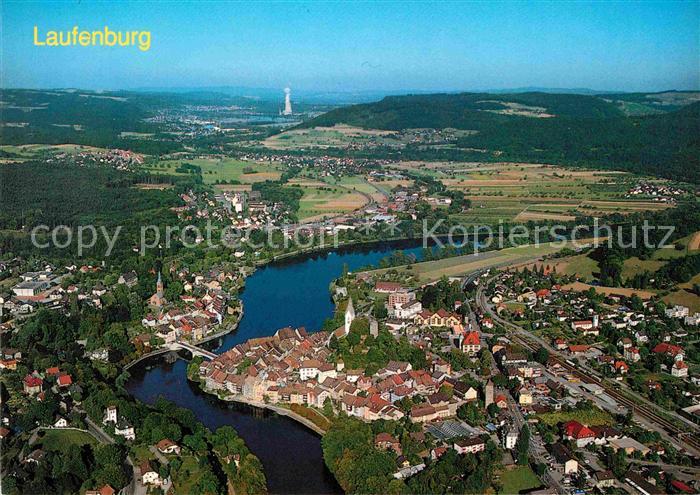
[555,254,599,280]
[650,232,700,260]
[621,257,666,279]
[561,281,656,299]
[335,176,387,203]
[527,253,600,280]
[262,125,398,149]
[292,179,369,222]
[689,231,700,251]
[392,162,676,223]
[0,143,112,161]
[368,241,586,284]
[141,157,283,184]
[662,288,700,313]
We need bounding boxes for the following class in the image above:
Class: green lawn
[37,429,97,452]
[0,144,110,157]
[336,176,382,195]
[499,466,542,494]
[650,233,698,260]
[130,444,152,464]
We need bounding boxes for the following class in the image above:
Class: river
[126,239,428,494]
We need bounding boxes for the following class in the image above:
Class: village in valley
[3,2,700,493]
[1,140,700,494]
[193,251,700,494]
[1,80,700,495]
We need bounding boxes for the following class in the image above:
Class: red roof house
[23,375,43,395]
[563,421,596,447]
[652,343,684,360]
[57,374,73,387]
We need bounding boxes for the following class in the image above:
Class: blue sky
[2,0,698,92]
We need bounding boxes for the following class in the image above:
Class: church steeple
[149,270,167,308]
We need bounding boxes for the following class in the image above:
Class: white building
[666,305,689,319]
[140,461,162,486]
[115,420,136,441]
[672,361,688,378]
[391,300,422,320]
[103,405,117,424]
[503,429,518,450]
[684,313,700,326]
[299,360,321,381]
[53,416,69,428]
[344,297,355,336]
[453,437,485,455]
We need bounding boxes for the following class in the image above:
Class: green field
[291,179,368,221]
[499,466,543,494]
[0,143,111,161]
[622,257,666,279]
[412,162,677,224]
[651,232,699,260]
[36,429,97,452]
[142,157,283,184]
[369,241,584,284]
[535,408,613,426]
[556,253,599,280]
[263,125,399,150]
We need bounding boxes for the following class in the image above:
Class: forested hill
[302,92,625,129]
[300,92,700,183]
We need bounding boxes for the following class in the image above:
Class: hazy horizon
[2,84,698,96]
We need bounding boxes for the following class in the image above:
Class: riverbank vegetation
[0,302,266,495]
[289,403,332,432]
[322,416,405,494]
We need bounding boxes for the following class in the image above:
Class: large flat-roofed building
[12,280,50,297]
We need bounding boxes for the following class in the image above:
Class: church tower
[149,270,167,307]
[344,297,355,335]
[485,379,494,407]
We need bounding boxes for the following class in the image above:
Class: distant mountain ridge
[301,92,627,130]
[298,91,700,184]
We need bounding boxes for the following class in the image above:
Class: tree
[372,299,388,319]
[534,346,549,365]
[606,447,628,478]
[457,402,484,426]
[515,425,530,465]
[94,444,129,488]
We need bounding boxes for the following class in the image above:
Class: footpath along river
[126,239,428,494]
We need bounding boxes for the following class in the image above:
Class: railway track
[510,321,700,452]
[472,278,700,454]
